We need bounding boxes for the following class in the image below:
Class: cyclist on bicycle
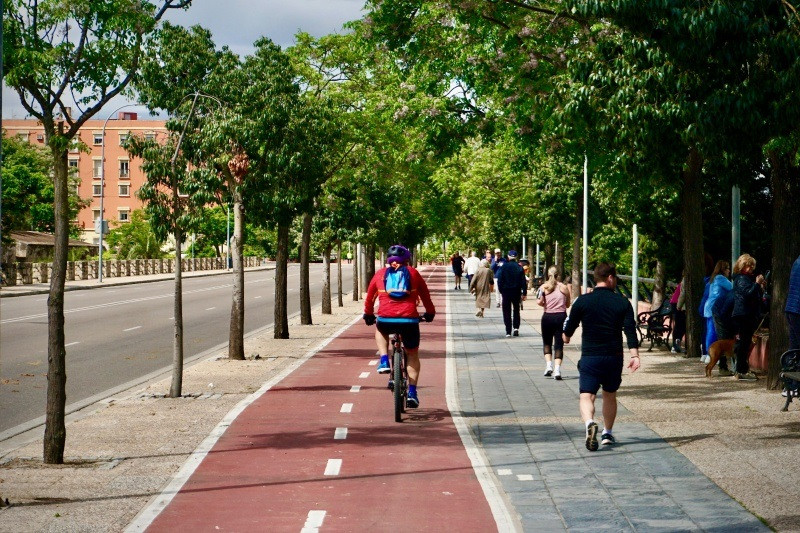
[363,244,436,408]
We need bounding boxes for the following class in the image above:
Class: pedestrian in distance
[497,250,527,337]
[538,265,571,380]
[787,254,800,350]
[703,260,733,374]
[464,251,481,288]
[671,275,687,354]
[470,258,494,317]
[562,262,640,451]
[491,248,505,308]
[451,251,465,290]
[730,253,767,381]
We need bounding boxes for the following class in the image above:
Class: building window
[119,132,129,145]
[145,132,156,141]
[68,158,79,172]
[118,209,130,222]
[119,184,130,197]
[92,183,102,196]
[93,133,103,145]
[93,159,102,178]
[69,139,80,153]
[119,160,130,178]
[92,209,101,222]
[17,132,29,142]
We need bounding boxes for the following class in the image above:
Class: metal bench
[636,300,673,351]
[780,349,800,411]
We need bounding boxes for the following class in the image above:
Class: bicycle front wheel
[393,348,403,422]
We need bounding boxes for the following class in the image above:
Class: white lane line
[340,403,353,413]
[123,326,142,332]
[301,510,327,533]
[169,317,174,320]
[205,307,216,311]
[368,360,378,366]
[358,372,370,379]
[497,469,512,476]
[324,459,342,476]
[445,270,521,532]
[334,427,348,440]
[65,342,80,347]
[350,385,361,393]
[516,474,534,481]
[254,296,262,299]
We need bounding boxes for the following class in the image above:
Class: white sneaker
[553,368,562,380]
[544,367,553,377]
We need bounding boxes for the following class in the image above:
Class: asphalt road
[0,263,355,437]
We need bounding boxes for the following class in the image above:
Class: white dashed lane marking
[65,342,80,347]
[334,427,348,440]
[517,474,534,481]
[497,469,512,476]
[368,360,378,366]
[301,510,327,533]
[123,326,142,332]
[340,403,353,413]
[205,307,215,311]
[358,372,370,379]
[350,385,361,392]
[324,459,342,476]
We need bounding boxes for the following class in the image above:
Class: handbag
[751,315,768,345]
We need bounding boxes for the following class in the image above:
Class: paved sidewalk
[0,263,274,298]
[447,284,769,532]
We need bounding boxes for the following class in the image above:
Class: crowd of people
[363,244,800,452]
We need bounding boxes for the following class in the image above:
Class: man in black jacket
[563,262,640,451]
[497,250,527,337]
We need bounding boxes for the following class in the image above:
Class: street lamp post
[99,104,141,282]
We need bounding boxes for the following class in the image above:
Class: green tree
[105,209,165,259]
[2,0,191,464]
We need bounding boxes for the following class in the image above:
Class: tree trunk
[322,245,332,314]
[44,140,68,464]
[365,243,376,284]
[228,198,245,360]
[337,241,344,307]
[299,212,313,325]
[555,241,564,279]
[652,260,666,311]
[352,242,359,302]
[274,221,290,339]
[680,147,705,359]
[169,224,186,397]
[572,198,582,297]
[767,149,800,388]
[527,241,535,290]
[543,242,554,278]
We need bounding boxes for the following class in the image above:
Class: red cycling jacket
[364,266,436,320]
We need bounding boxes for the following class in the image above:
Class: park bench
[636,300,673,351]
[780,348,800,411]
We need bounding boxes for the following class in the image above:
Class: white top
[465,256,482,276]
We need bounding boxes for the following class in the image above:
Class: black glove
[363,313,376,326]
[422,312,435,323]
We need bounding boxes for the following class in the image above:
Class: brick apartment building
[2,113,167,245]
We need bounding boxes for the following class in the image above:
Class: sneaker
[544,367,553,377]
[553,368,562,380]
[585,422,599,451]
[505,333,512,338]
[496,303,501,308]
[387,379,394,391]
[718,368,734,377]
[476,311,482,317]
[670,347,677,354]
[377,356,391,374]
[736,371,758,381]
[513,329,519,337]
[601,432,615,446]
[407,393,420,408]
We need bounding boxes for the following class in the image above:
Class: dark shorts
[578,355,624,394]
[377,320,421,349]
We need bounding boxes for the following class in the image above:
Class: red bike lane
[144,266,498,532]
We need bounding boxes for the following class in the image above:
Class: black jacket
[731,273,762,319]
[497,260,527,295]
[563,287,638,357]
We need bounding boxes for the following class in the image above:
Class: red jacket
[365,266,436,319]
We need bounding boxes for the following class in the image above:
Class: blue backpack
[383,266,412,299]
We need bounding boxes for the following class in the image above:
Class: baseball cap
[508,250,518,258]
[494,248,501,253]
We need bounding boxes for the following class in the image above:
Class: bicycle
[388,332,409,423]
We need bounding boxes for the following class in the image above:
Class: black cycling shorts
[541,312,567,352]
[376,320,421,349]
[578,355,623,394]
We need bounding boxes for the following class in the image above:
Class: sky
[1,0,367,120]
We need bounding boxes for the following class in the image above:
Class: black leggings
[541,312,567,357]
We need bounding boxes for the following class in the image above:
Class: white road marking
[358,372,370,379]
[324,459,342,476]
[65,342,80,347]
[301,510,327,533]
[205,307,216,311]
[368,360,378,366]
[497,469,512,476]
[254,296,262,299]
[123,326,142,332]
[334,427,348,440]
[516,474,534,481]
[340,403,353,413]
[350,385,361,393]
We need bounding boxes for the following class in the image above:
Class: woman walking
[538,266,571,379]
[703,260,733,375]
[470,259,494,317]
[731,254,767,381]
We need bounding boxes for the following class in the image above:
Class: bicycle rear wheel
[393,348,404,422]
